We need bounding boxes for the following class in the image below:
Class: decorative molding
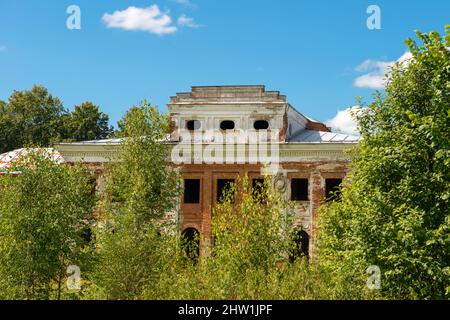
[55,142,354,163]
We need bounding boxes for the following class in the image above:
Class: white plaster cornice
[54,142,355,164]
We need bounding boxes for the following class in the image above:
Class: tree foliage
[317,27,450,299]
[0,86,113,153]
[87,101,181,299]
[64,102,113,142]
[0,86,67,153]
[147,177,338,300]
[0,151,96,299]
[105,101,180,226]
[211,178,292,274]
[1,26,448,301]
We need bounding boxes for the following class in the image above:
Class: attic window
[186,120,201,131]
[254,120,269,130]
[220,120,235,131]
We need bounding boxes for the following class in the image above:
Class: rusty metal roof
[0,148,65,171]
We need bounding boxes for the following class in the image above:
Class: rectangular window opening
[217,179,235,203]
[184,179,200,204]
[252,179,266,202]
[291,179,309,201]
[325,178,343,202]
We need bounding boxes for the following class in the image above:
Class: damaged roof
[0,148,65,171]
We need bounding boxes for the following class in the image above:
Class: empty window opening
[151,182,162,197]
[81,227,93,244]
[220,120,235,131]
[182,228,200,261]
[290,230,309,262]
[325,178,343,202]
[291,179,309,201]
[252,179,267,202]
[186,120,201,131]
[254,120,269,130]
[89,177,97,196]
[184,179,200,204]
[217,179,235,203]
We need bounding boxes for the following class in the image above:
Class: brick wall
[180,161,349,257]
[79,159,349,258]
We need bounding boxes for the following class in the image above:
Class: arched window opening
[289,230,309,262]
[81,227,93,243]
[254,120,269,130]
[220,120,235,131]
[181,228,200,261]
[186,120,201,131]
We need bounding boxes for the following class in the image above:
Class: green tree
[87,101,181,299]
[0,85,68,153]
[116,106,140,135]
[317,27,450,299]
[0,150,96,299]
[106,101,180,226]
[65,102,113,142]
[150,177,335,300]
[204,177,294,299]
[0,86,114,153]
[0,100,11,152]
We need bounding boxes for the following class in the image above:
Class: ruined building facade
[54,86,359,257]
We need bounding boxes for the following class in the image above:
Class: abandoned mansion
[38,85,359,256]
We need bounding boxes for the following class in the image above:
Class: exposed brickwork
[57,85,357,260]
[180,161,349,256]
[305,120,331,132]
[279,112,289,141]
[77,160,349,258]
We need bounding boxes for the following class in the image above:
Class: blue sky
[0,0,448,131]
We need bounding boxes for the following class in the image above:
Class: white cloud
[102,5,177,35]
[354,73,386,90]
[354,52,412,89]
[177,14,201,28]
[398,51,413,62]
[325,106,362,136]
